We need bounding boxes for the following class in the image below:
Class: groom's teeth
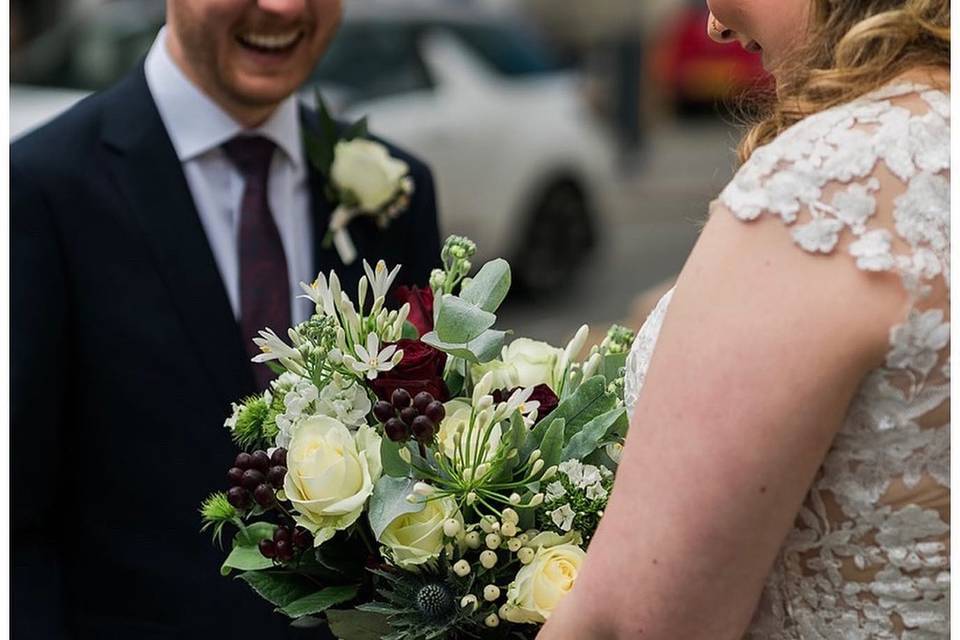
[239,31,301,50]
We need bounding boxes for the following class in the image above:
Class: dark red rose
[393,286,434,337]
[491,384,559,424]
[369,339,448,403]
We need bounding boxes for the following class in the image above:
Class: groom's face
[166,0,342,121]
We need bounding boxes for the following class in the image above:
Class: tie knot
[222,135,277,178]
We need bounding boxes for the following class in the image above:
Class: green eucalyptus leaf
[434,295,496,344]
[279,585,359,618]
[538,418,565,470]
[421,330,507,365]
[459,259,511,313]
[367,476,424,540]
[380,438,411,478]
[561,407,626,461]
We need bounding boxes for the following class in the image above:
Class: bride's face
[706,0,811,71]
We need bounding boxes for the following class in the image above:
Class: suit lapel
[101,66,255,405]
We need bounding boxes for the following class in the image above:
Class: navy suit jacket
[11,64,441,639]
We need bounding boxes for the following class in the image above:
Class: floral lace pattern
[624,83,949,639]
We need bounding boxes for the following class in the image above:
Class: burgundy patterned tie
[222,136,291,391]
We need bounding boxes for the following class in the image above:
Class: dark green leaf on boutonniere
[306,87,339,177]
[343,116,369,141]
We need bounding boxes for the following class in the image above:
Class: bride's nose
[707,13,736,44]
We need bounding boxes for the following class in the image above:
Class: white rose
[470,359,520,392]
[331,139,409,212]
[283,416,382,545]
[317,376,371,429]
[435,399,502,468]
[501,338,564,390]
[504,543,586,624]
[379,496,463,569]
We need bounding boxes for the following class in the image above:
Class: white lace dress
[623,83,950,639]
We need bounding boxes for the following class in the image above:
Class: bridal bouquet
[200,236,635,639]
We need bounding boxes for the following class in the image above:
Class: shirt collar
[144,27,304,168]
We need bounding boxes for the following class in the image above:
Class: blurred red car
[650,3,771,111]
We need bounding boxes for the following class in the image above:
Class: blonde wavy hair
[738,0,950,163]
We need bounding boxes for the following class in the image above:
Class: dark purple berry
[391,388,412,410]
[292,527,312,549]
[250,450,271,472]
[235,452,253,470]
[373,401,395,423]
[274,526,291,543]
[259,539,277,559]
[227,467,245,486]
[384,418,408,442]
[270,448,287,467]
[413,392,434,413]
[412,416,435,442]
[267,466,287,489]
[227,486,251,510]
[254,484,275,507]
[241,469,265,491]
[400,406,418,426]
[425,401,445,424]
[275,539,293,562]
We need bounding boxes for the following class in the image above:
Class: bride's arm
[538,201,908,639]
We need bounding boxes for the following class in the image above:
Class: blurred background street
[10,0,768,346]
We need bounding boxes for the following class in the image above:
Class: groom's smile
[166,0,342,126]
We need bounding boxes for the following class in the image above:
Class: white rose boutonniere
[307,94,415,266]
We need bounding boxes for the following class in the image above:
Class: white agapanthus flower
[549,504,576,532]
[317,376,372,428]
[298,271,340,317]
[343,333,403,380]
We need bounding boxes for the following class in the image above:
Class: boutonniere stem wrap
[324,139,415,265]
[305,93,416,265]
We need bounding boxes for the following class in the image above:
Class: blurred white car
[12,0,617,291]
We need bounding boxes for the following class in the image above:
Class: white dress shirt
[144,27,315,325]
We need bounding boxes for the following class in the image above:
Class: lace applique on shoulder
[624,83,950,639]
[716,83,951,639]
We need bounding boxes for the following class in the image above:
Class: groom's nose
[256,0,307,19]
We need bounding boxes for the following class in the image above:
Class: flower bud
[518,547,535,564]
[480,516,497,534]
[460,594,478,611]
[563,324,590,365]
[528,449,541,464]
[485,613,500,628]
[467,492,478,506]
[484,585,501,602]
[463,531,481,550]
[507,538,523,552]
[531,459,544,476]
[443,519,462,538]
[509,493,522,505]
[485,533,501,550]
[501,508,519,525]
[480,550,498,569]
[453,560,471,577]
[501,522,518,538]
[398,447,412,464]
[529,493,544,507]
[413,482,435,496]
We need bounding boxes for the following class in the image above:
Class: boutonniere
[305,91,415,265]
